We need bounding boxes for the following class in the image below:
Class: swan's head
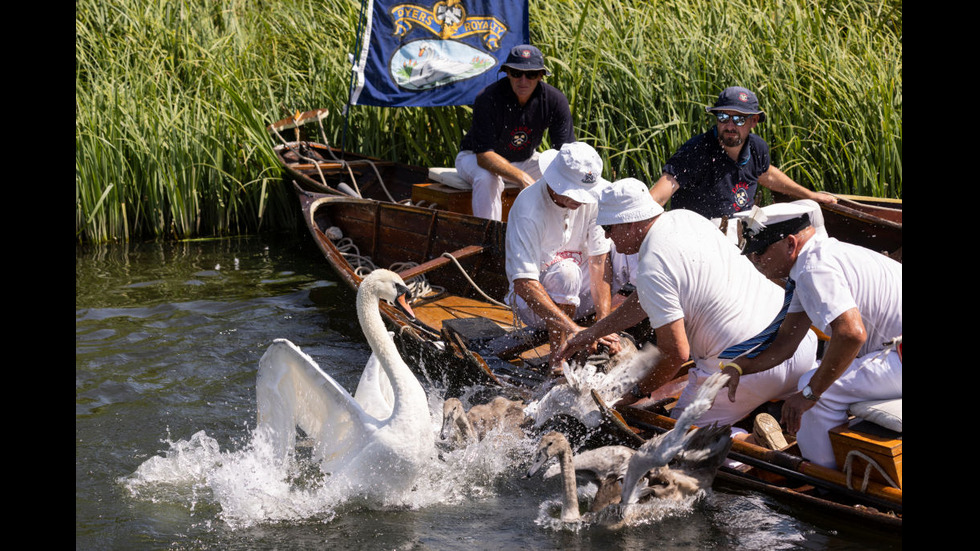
[360,269,415,318]
[440,397,466,439]
[526,431,570,478]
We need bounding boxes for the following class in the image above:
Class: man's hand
[518,170,537,189]
[720,362,743,402]
[781,391,817,434]
[811,192,838,205]
[553,326,596,368]
[597,332,622,356]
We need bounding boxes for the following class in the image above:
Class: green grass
[76,0,902,243]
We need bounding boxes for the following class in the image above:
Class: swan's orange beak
[396,293,415,319]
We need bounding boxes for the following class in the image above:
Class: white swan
[256,269,435,498]
[440,396,527,444]
[353,350,394,420]
[526,372,732,525]
[525,340,659,429]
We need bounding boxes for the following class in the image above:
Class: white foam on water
[120,396,536,530]
[532,485,704,532]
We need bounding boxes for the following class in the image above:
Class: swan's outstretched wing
[353,349,394,420]
[600,342,661,399]
[544,445,635,484]
[257,338,378,470]
[672,422,733,487]
[620,372,730,504]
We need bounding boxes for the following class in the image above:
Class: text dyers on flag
[349,1,530,107]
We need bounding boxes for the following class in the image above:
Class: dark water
[76,235,901,550]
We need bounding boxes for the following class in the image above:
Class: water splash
[532,486,702,532]
[119,398,535,530]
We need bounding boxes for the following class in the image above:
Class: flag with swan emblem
[349,0,529,107]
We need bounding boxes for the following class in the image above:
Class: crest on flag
[350,1,530,107]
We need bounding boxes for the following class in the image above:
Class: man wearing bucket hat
[648,86,836,240]
[554,178,817,432]
[505,142,620,372]
[723,200,902,468]
[455,44,575,221]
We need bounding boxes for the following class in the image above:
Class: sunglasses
[714,112,750,127]
[506,68,544,80]
[601,224,614,233]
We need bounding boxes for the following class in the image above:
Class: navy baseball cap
[499,44,551,76]
[705,86,766,122]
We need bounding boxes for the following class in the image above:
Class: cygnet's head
[527,431,570,477]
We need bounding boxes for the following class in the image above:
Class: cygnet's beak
[525,450,548,478]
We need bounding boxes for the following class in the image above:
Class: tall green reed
[76,0,901,243]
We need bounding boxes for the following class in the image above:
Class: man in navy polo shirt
[455,44,575,221]
[649,86,836,238]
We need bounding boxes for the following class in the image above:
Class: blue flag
[349,0,530,107]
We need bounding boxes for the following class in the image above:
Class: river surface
[76,235,901,550]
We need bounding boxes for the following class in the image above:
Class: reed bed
[76,0,901,243]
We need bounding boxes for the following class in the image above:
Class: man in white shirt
[555,179,817,427]
[505,142,618,373]
[726,200,902,468]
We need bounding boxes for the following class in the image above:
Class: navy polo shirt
[459,78,574,163]
[662,128,771,218]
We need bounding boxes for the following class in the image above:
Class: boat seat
[428,167,471,190]
[829,398,902,490]
[411,169,521,221]
[849,398,902,433]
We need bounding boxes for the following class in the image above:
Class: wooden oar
[397,245,485,282]
[267,108,330,133]
[619,405,902,506]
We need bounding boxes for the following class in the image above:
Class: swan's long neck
[557,442,582,522]
[357,290,426,418]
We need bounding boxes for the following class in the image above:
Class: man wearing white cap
[554,178,817,429]
[728,200,902,468]
[505,142,618,372]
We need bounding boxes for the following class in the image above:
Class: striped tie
[719,278,795,360]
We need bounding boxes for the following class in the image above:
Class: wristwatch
[801,385,819,402]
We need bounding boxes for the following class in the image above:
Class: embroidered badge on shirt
[731,182,750,210]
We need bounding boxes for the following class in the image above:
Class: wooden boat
[268,108,425,202]
[771,191,902,261]
[295,184,556,394]
[270,108,524,220]
[593,378,902,532]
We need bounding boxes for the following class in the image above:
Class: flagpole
[343,0,372,158]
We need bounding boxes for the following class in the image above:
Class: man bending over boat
[553,178,818,430]
[725,201,902,469]
[455,44,575,221]
[505,142,618,374]
[648,86,836,241]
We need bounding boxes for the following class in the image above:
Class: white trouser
[795,346,903,468]
[510,258,595,329]
[672,330,819,427]
[455,150,541,221]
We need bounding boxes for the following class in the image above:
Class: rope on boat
[439,252,508,308]
[273,111,444,208]
[843,449,901,491]
[326,229,445,301]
